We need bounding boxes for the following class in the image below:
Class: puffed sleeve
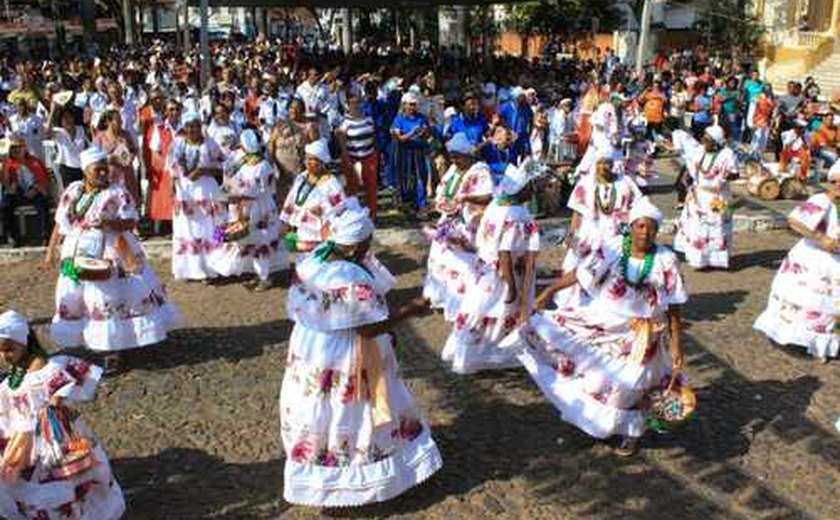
[789,195,831,233]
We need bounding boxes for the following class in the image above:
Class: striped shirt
[339,116,376,158]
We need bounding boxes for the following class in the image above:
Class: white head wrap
[828,160,840,181]
[525,87,537,96]
[446,133,473,156]
[181,110,202,127]
[304,138,332,164]
[511,86,525,99]
[0,310,29,346]
[80,147,108,170]
[704,125,726,145]
[443,106,457,119]
[401,92,419,105]
[329,198,375,245]
[483,82,497,95]
[499,163,535,196]
[240,129,261,154]
[629,197,664,226]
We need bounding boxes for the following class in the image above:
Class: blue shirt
[499,101,533,139]
[743,79,764,104]
[693,95,713,124]
[481,142,515,177]
[391,112,430,150]
[448,113,488,145]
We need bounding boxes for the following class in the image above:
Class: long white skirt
[207,195,289,281]
[280,324,442,507]
[51,263,181,351]
[754,239,840,358]
[172,177,223,280]
[506,308,672,439]
[673,189,732,269]
[423,220,477,321]
[0,419,125,520]
[441,261,530,374]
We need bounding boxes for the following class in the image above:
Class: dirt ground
[1,229,839,520]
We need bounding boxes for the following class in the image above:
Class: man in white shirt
[8,99,46,162]
[779,119,812,181]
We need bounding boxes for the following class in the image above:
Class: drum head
[758,178,780,200]
[780,177,806,200]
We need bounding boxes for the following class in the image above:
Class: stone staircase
[804,41,840,94]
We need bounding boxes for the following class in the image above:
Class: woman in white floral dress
[441,163,540,374]
[673,125,736,269]
[280,200,442,507]
[559,155,643,306]
[505,198,687,456]
[0,311,125,520]
[754,164,840,362]
[423,133,494,320]
[208,129,288,290]
[45,148,180,370]
[167,111,226,281]
[279,139,348,263]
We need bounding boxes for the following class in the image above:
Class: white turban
[704,125,725,145]
[446,133,472,156]
[499,163,535,196]
[401,92,419,105]
[304,139,332,164]
[0,310,29,346]
[240,129,260,154]
[511,86,525,99]
[80,147,108,170]
[443,106,457,119]
[828,160,840,181]
[181,110,202,127]
[329,198,375,245]
[629,197,664,226]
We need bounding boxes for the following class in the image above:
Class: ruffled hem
[50,303,181,351]
[673,236,730,269]
[172,253,220,280]
[441,330,520,374]
[754,310,838,358]
[283,428,442,508]
[207,242,289,280]
[517,347,646,438]
[422,276,463,322]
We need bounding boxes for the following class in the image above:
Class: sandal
[615,437,640,458]
[103,354,123,376]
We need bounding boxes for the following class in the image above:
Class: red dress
[144,118,176,221]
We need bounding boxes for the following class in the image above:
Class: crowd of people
[0,37,837,517]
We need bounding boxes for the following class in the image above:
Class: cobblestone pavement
[2,228,839,519]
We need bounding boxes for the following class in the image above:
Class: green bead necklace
[595,182,617,214]
[620,233,655,289]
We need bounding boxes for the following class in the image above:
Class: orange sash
[353,334,392,427]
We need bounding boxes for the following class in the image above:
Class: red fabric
[342,153,379,218]
[779,147,811,181]
[143,122,175,221]
[2,154,50,192]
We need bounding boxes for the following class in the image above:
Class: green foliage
[693,0,764,49]
[503,0,625,36]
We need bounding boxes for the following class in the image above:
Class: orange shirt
[640,91,666,124]
[752,96,775,128]
[812,124,839,149]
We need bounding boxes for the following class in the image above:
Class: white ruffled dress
[505,239,688,439]
[279,172,348,262]
[207,156,288,281]
[441,201,540,374]
[674,148,735,269]
[423,162,494,321]
[754,194,840,358]
[50,182,180,351]
[280,253,442,507]
[167,136,226,280]
[0,356,125,520]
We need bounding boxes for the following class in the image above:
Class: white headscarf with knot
[499,163,536,196]
[80,147,108,170]
[304,138,332,164]
[629,197,664,226]
[0,310,29,345]
[329,198,375,246]
[240,129,261,154]
[828,159,840,181]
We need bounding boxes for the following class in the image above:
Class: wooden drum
[747,174,780,201]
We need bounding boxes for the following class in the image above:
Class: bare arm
[518,251,537,322]
[789,217,839,253]
[534,269,578,311]
[500,251,516,304]
[357,297,430,338]
[44,226,62,267]
[668,305,684,371]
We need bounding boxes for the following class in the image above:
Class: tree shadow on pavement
[111,447,285,520]
[375,249,423,277]
[118,319,293,371]
[729,248,788,272]
[680,290,748,326]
